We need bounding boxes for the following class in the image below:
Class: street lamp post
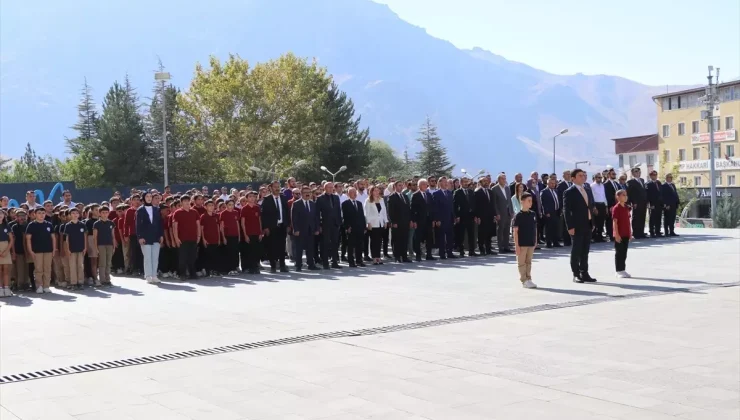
[461,169,486,179]
[575,160,590,169]
[552,128,569,174]
[155,72,171,186]
[250,160,307,181]
[320,165,347,182]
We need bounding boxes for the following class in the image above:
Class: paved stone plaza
[1,229,738,420]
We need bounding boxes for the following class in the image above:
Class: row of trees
[1,53,455,187]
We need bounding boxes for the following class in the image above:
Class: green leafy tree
[366,140,404,178]
[0,143,67,182]
[714,195,740,228]
[97,81,151,186]
[415,116,454,178]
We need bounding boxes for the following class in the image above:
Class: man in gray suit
[492,173,515,253]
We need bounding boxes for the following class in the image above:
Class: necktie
[354,200,358,211]
[330,196,334,209]
[551,189,558,210]
[306,200,310,213]
[485,189,490,201]
[578,186,591,220]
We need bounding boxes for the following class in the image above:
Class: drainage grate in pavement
[1,281,736,385]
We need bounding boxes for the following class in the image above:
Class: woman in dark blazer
[135,191,164,284]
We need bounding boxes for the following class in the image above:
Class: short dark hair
[571,169,585,178]
[34,208,46,214]
[205,200,215,207]
[181,195,191,202]
[69,208,79,214]
[131,194,141,200]
[99,206,110,213]
[521,192,533,201]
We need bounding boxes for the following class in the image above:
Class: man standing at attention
[433,177,456,259]
[661,173,680,236]
[316,182,342,269]
[556,170,573,246]
[590,173,607,242]
[564,169,597,283]
[626,167,648,239]
[262,181,290,273]
[645,170,664,237]
[492,173,514,253]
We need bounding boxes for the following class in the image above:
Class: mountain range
[0,0,686,176]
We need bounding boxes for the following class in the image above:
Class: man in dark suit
[453,176,477,257]
[661,173,680,236]
[316,182,342,269]
[387,181,412,263]
[540,177,561,247]
[262,181,290,273]
[291,186,320,271]
[626,167,648,238]
[509,172,524,196]
[645,170,664,237]
[556,170,573,246]
[474,177,497,255]
[341,187,367,267]
[411,179,437,261]
[433,177,456,259]
[564,168,597,283]
[603,168,620,241]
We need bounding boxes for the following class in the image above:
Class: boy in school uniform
[10,210,31,291]
[200,200,221,277]
[85,204,100,284]
[64,208,87,290]
[241,191,263,275]
[220,199,241,275]
[172,195,200,280]
[612,190,632,279]
[513,192,538,289]
[25,208,56,293]
[93,206,117,287]
[115,205,127,273]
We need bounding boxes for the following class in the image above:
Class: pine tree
[97,81,149,186]
[301,82,370,181]
[66,79,99,154]
[415,116,454,177]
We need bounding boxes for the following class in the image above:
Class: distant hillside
[0,0,688,175]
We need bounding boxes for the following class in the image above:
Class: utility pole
[702,66,720,222]
[155,72,172,186]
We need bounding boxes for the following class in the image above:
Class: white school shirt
[590,182,607,204]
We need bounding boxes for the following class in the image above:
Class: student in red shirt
[220,200,241,275]
[200,200,221,277]
[172,195,200,279]
[158,204,173,277]
[612,189,632,279]
[124,195,142,275]
[240,191,263,274]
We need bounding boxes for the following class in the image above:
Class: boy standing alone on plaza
[513,192,538,289]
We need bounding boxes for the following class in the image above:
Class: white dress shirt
[356,189,369,204]
[590,182,607,204]
[144,205,154,222]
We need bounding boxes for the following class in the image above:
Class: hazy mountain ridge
[0,0,688,174]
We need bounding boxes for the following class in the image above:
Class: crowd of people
[0,165,681,297]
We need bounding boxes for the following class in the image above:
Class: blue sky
[376,0,740,86]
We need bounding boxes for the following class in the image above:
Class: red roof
[612,134,658,154]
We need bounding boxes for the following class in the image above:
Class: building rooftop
[652,80,739,100]
[612,134,658,154]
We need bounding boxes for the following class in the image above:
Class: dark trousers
[178,240,198,278]
[320,225,340,266]
[437,222,454,257]
[391,225,409,261]
[570,227,591,277]
[245,235,262,272]
[664,207,677,234]
[614,238,629,272]
[294,233,316,269]
[112,244,124,270]
[649,205,663,235]
[267,225,287,269]
[561,214,571,246]
[364,230,370,258]
[632,203,647,237]
[370,227,384,258]
[605,203,615,240]
[413,223,433,260]
[158,245,170,273]
[203,244,219,273]
[347,227,364,265]
[239,240,249,272]
[545,214,560,246]
[129,235,143,273]
[477,220,493,255]
[225,236,240,272]
[537,216,546,243]
[456,217,476,255]
[314,233,322,264]
[339,226,347,258]
[382,227,390,256]
[593,203,607,240]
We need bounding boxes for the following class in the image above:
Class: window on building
[726,116,735,130]
[668,97,673,110]
[664,150,671,163]
[729,175,737,186]
[662,125,670,137]
[726,144,735,158]
[692,120,700,134]
[678,122,685,135]
[628,155,637,167]
[692,147,701,160]
[712,116,720,131]
[679,148,686,161]
[646,154,655,165]
[679,176,687,185]
[618,154,624,168]
[713,146,721,159]
[662,97,669,111]
[694,176,702,186]
[716,174,722,186]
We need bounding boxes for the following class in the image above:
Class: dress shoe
[280,267,290,273]
[348,263,357,268]
[546,244,553,248]
[416,257,422,262]
[670,232,679,237]
[364,256,372,262]
[426,256,436,261]
[331,263,341,269]
[402,258,413,263]
[469,252,479,257]
[308,266,321,271]
[323,265,331,270]
[581,274,597,282]
[553,244,564,248]
[439,256,447,260]
[295,266,302,272]
[340,256,347,262]
[270,268,277,273]
[358,263,367,267]
[384,254,392,259]
[573,275,584,283]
